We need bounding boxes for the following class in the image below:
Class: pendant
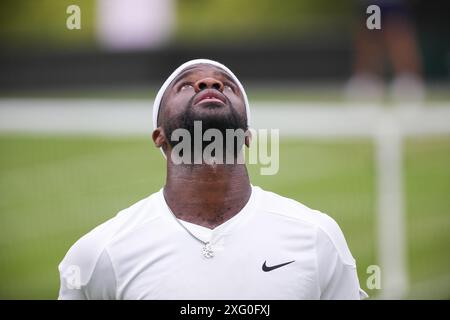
[202,242,214,258]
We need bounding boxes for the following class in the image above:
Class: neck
[163,162,252,229]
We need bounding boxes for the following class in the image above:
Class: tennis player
[58,59,368,300]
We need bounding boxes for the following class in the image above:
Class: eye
[179,83,193,91]
[224,83,235,92]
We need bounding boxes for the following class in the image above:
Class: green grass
[0,134,449,299]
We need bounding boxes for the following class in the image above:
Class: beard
[162,96,247,162]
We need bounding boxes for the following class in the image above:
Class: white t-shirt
[58,186,368,300]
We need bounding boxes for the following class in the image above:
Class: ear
[244,129,252,148]
[152,127,167,148]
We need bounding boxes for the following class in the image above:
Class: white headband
[152,58,251,131]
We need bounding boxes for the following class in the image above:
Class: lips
[193,89,227,106]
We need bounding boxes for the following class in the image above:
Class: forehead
[171,64,236,86]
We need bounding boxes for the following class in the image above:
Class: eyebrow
[171,67,238,88]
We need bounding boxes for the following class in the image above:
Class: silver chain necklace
[166,205,215,259]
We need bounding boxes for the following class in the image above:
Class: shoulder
[58,191,162,285]
[254,186,355,266]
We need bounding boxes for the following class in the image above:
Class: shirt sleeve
[58,248,116,300]
[315,214,368,300]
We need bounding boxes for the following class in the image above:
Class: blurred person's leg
[346,25,385,102]
[346,2,386,103]
[383,2,425,105]
[346,0,425,106]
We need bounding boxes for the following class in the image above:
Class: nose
[194,77,224,93]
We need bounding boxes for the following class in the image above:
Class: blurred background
[0,0,449,299]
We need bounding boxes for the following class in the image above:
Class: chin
[202,103,225,110]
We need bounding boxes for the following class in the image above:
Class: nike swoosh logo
[262,260,295,272]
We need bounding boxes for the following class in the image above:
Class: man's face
[157,64,248,151]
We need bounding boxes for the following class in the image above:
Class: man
[58,59,367,300]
